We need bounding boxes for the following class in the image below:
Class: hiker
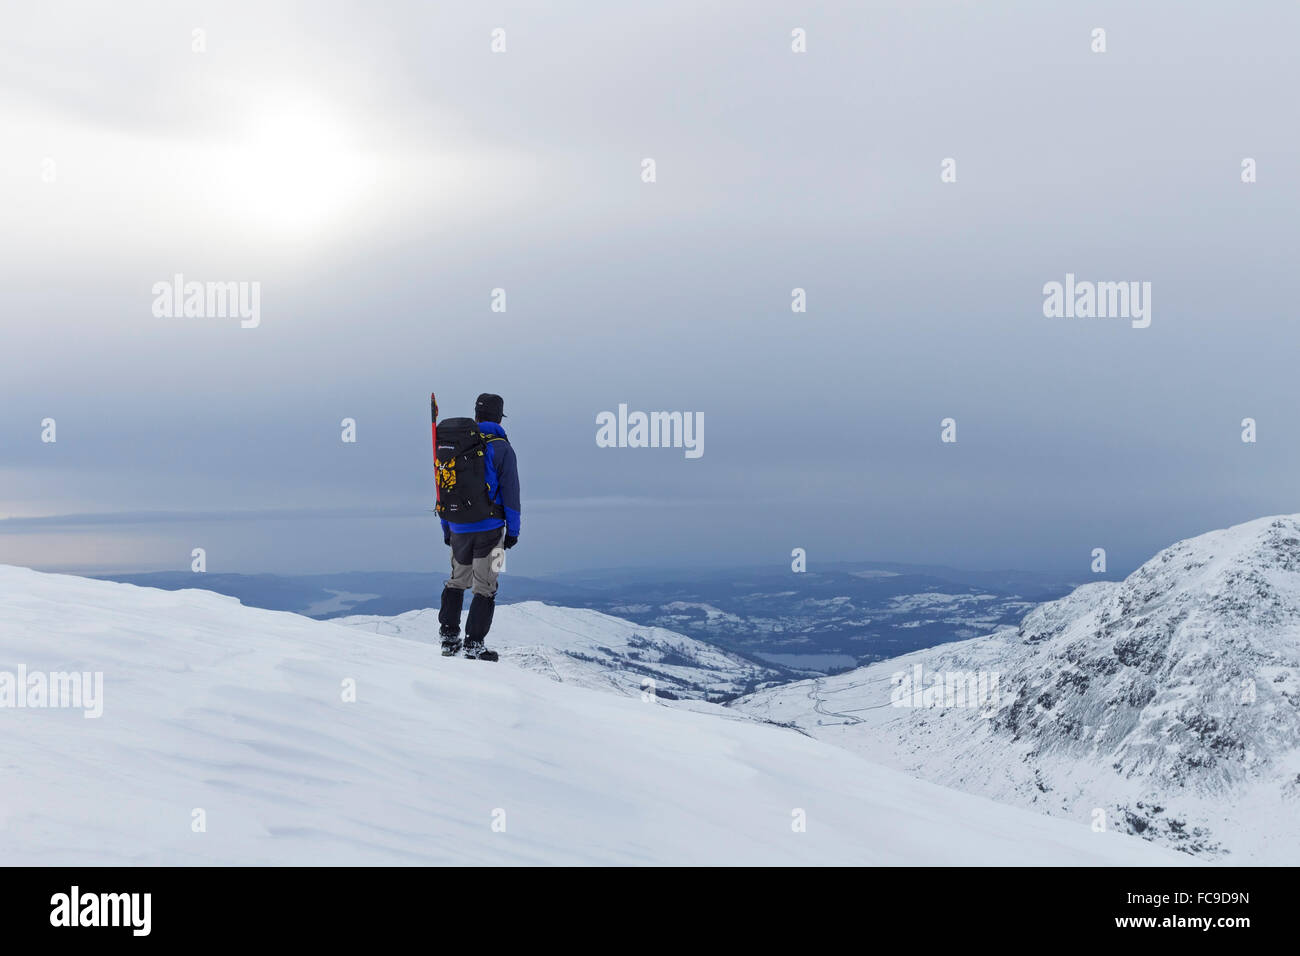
[436,393,520,659]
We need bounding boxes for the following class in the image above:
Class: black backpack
[435,418,504,524]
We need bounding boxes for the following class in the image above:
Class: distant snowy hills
[96,562,1084,675]
[733,516,1300,863]
[339,602,782,700]
[0,565,1179,865]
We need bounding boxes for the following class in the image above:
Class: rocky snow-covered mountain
[732,515,1300,863]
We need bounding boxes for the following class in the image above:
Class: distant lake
[756,652,860,673]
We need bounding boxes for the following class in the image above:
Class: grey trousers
[445,526,507,598]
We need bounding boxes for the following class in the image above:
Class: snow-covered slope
[0,565,1182,865]
[339,602,779,700]
[733,515,1300,863]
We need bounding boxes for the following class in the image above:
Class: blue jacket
[440,421,520,537]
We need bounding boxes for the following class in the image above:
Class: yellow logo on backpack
[436,458,457,493]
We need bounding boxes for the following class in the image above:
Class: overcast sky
[2,1,1299,578]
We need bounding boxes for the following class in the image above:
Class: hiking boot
[463,640,499,662]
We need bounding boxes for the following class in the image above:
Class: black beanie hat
[475,393,505,423]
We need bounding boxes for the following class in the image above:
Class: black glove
[503,534,518,550]
[443,530,452,546]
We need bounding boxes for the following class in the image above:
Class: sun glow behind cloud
[0,85,518,268]
[213,96,375,239]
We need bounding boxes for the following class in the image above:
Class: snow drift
[0,565,1179,865]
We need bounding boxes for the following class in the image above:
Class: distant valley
[95,561,1094,677]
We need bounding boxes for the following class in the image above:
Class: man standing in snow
[437,393,521,660]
